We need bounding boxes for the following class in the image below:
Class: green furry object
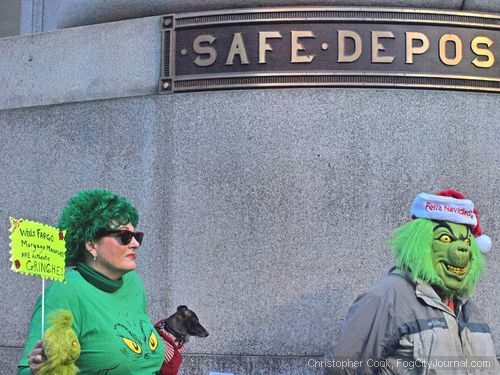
[58,189,139,266]
[39,310,80,375]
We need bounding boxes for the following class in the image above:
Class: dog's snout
[194,327,209,337]
[188,324,209,338]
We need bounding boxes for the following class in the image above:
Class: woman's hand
[27,340,46,374]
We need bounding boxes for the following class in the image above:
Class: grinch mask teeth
[446,264,466,276]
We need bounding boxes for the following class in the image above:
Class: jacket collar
[390,267,468,317]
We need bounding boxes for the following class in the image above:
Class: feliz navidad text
[425,203,473,217]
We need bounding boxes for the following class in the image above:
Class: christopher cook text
[307,357,493,370]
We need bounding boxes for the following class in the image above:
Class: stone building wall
[0,1,498,374]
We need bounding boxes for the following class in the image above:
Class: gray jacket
[323,268,499,375]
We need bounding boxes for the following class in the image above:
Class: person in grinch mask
[323,190,498,375]
[18,189,165,374]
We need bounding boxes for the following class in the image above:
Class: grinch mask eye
[439,234,452,243]
[149,331,158,351]
[122,337,142,354]
[464,238,471,245]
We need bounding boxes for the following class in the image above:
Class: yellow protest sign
[9,217,67,282]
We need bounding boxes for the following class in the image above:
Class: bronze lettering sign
[160,7,500,93]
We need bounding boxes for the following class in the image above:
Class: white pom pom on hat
[475,234,492,254]
[410,189,492,253]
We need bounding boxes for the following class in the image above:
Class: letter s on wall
[193,34,217,67]
[471,36,495,68]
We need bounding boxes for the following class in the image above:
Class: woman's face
[91,223,141,280]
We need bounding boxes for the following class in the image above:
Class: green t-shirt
[18,269,165,374]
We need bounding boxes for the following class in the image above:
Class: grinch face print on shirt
[114,319,160,360]
[90,318,163,374]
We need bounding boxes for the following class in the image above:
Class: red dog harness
[155,323,185,375]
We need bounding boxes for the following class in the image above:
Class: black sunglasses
[96,229,144,245]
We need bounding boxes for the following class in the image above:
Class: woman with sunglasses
[17,189,165,374]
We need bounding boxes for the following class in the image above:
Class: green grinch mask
[391,218,484,299]
[432,221,472,291]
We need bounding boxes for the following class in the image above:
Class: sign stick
[41,278,45,336]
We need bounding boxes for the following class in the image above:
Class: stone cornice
[55,0,499,30]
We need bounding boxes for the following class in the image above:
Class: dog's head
[158,305,209,343]
[174,305,209,338]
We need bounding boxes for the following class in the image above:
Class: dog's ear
[177,305,188,315]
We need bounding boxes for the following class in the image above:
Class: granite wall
[0,2,498,374]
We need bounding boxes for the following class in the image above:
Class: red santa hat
[410,189,492,253]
